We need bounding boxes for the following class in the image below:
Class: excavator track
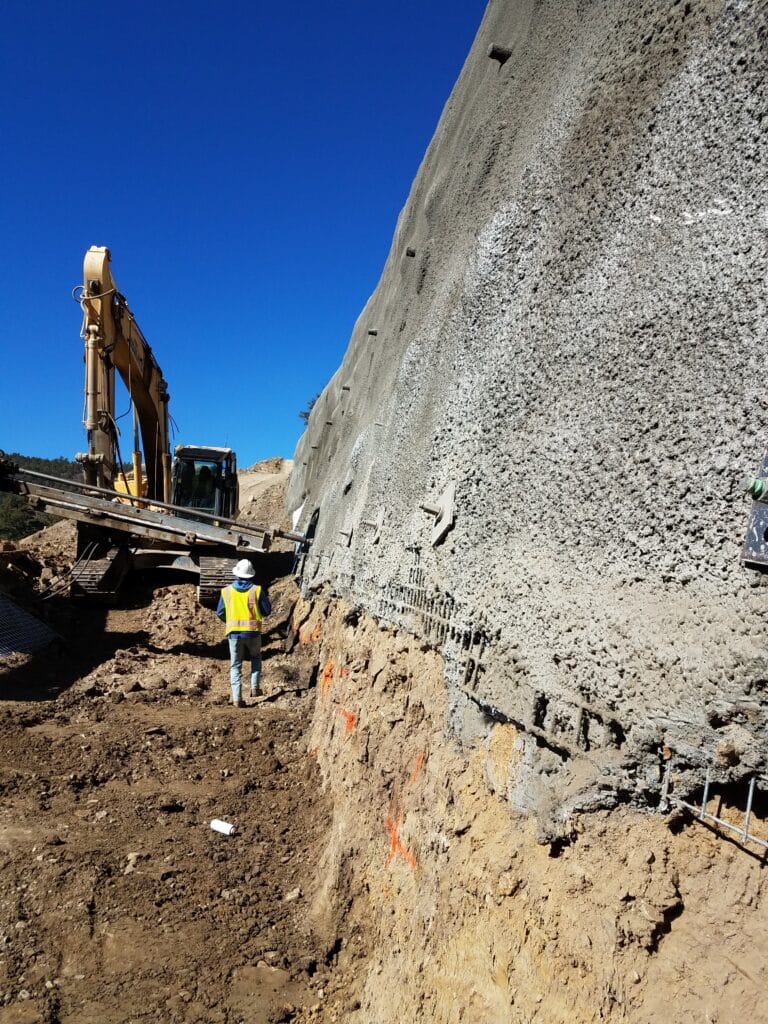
[197,556,238,607]
[70,546,132,603]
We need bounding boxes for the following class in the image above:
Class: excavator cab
[171,445,239,520]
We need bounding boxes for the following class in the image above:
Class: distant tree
[0,453,79,540]
[8,453,81,481]
[0,494,54,540]
[298,392,321,425]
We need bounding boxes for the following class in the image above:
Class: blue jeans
[227,633,262,702]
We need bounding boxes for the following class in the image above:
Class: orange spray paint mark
[335,707,357,733]
[409,750,425,786]
[320,658,336,702]
[385,816,417,869]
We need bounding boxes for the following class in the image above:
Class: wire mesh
[0,594,59,657]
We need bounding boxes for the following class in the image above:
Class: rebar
[744,776,756,842]
[701,766,711,820]
[659,761,672,813]
[660,763,767,853]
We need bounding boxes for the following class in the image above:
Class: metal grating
[0,593,60,657]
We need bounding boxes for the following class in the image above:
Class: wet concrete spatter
[289,0,768,815]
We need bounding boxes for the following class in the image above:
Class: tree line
[0,453,80,541]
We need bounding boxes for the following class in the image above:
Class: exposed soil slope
[239,460,294,533]
[294,593,768,1024]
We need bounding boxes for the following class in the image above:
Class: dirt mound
[0,645,332,1022]
[17,519,77,558]
[240,460,293,534]
[245,458,291,476]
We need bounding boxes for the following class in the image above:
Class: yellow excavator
[0,246,305,603]
[64,246,256,602]
[0,249,308,611]
[75,245,239,518]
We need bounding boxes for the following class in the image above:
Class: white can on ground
[210,818,237,836]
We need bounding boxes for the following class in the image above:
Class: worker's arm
[216,594,226,622]
[258,587,272,617]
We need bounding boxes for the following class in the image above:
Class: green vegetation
[299,392,321,425]
[0,453,80,541]
[4,453,80,481]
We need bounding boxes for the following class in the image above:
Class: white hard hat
[233,559,256,579]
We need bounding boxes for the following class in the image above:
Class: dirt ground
[237,460,294,533]
[0,491,344,1023]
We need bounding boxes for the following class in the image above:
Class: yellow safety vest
[221,584,263,634]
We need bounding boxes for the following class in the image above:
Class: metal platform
[2,469,273,553]
[0,457,307,606]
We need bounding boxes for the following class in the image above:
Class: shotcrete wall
[289,0,768,818]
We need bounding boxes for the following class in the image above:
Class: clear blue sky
[0,1,485,468]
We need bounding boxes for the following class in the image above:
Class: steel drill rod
[743,777,756,841]
[701,767,711,819]
[659,762,672,813]
[673,796,768,852]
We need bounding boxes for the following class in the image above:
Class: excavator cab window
[171,449,238,519]
[176,460,196,506]
[173,458,221,513]
[192,465,216,508]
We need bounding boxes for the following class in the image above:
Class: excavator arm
[76,246,171,502]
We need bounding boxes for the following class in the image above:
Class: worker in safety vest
[216,559,271,707]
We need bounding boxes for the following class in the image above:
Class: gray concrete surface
[288,0,768,821]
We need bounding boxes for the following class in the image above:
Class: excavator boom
[77,246,171,501]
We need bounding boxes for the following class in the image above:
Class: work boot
[250,688,261,699]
